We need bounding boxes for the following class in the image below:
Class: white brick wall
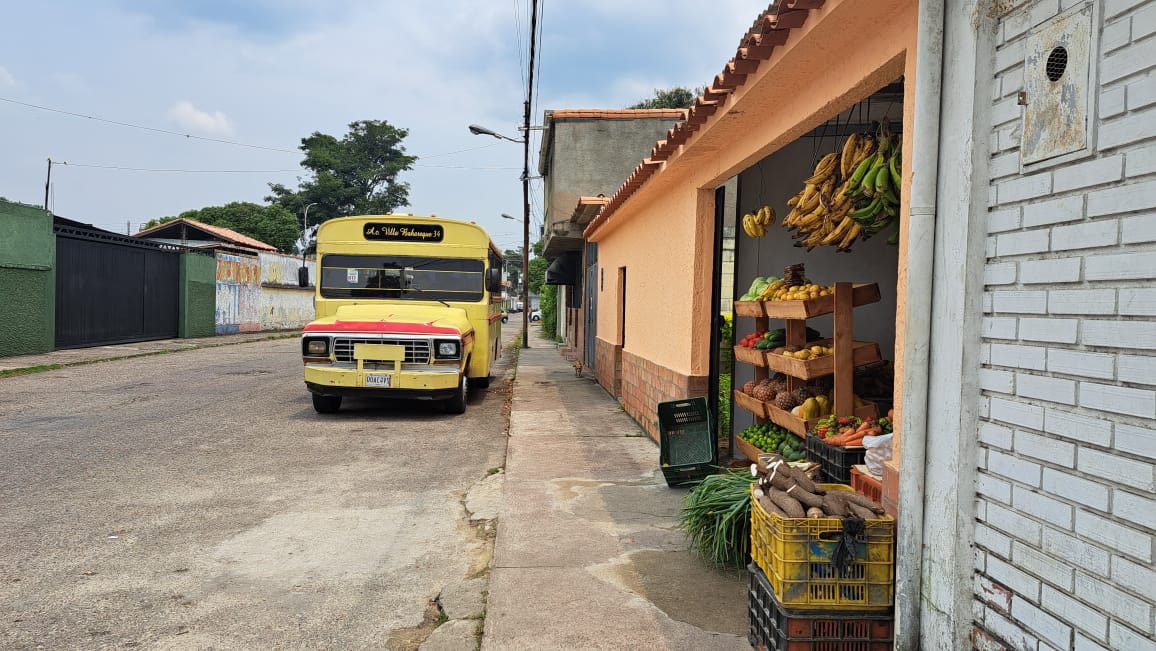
[974,0,1156,648]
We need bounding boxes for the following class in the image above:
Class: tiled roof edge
[551,109,688,120]
[585,0,826,238]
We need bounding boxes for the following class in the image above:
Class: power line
[56,161,300,174]
[0,96,301,154]
[2,95,501,162]
[53,160,520,173]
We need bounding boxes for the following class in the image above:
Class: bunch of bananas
[741,205,775,238]
[781,121,903,251]
[756,278,787,300]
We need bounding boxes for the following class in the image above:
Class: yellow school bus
[301,214,504,414]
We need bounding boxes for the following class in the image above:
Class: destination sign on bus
[362,223,445,243]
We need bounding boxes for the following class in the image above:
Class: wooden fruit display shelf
[734,389,769,419]
[734,435,766,462]
[765,401,879,438]
[764,339,882,380]
[733,345,770,367]
[734,389,879,438]
[733,283,881,320]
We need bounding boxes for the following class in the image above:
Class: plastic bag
[862,433,893,477]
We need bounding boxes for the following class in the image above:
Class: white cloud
[0,64,15,87]
[166,100,234,136]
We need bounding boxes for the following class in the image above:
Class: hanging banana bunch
[780,119,902,252]
[741,205,776,238]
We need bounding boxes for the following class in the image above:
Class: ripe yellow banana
[821,216,855,245]
[803,153,838,185]
[840,133,861,179]
[757,205,775,226]
[838,222,863,250]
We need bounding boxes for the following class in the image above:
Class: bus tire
[445,374,467,414]
[468,375,491,389]
[312,394,342,414]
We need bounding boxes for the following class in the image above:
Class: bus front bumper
[304,364,461,399]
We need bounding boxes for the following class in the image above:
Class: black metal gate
[584,241,597,371]
[54,222,181,349]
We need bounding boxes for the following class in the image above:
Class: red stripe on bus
[304,321,461,335]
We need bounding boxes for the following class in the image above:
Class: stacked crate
[748,484,896,650]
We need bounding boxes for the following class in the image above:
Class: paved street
[0,332,517,650]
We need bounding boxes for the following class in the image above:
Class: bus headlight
[303,337,330,356]
[435,340,461,359]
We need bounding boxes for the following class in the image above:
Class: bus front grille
[334,338,432,364]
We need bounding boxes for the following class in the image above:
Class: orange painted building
[585,0,919,442]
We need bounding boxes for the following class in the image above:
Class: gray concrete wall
[544,117,681,232]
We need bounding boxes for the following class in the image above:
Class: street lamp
[472,124,531,349]
[469,124,525,144]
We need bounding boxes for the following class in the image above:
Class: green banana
[845,155,875,195]
[886,222,901,245]
[889,148,902,190]
[861,161,881,198]
[850,195,883,222]
[875,161,891,196]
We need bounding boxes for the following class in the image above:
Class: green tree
[146,202,300,252]
[539,284,558,341]
[503,248,523,290]
[267,119,417,223]
[527,256,548,296]
[628,86,702,109]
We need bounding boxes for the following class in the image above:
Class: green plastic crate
[658,398,717,487]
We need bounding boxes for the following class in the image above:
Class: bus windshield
[320,254,484,302]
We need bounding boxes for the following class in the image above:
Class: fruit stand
[733,270,882,457]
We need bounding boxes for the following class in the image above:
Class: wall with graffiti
[215,252,316,334]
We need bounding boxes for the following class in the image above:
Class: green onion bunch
[677,468,755,568]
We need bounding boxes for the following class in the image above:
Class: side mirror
[298,266,310,288]
[486,268,503,293]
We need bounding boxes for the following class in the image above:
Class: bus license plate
[366,374,391,387]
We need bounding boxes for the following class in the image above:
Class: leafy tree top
[628,87,703,110]
[267,119,417,223]
[142,202,299,253]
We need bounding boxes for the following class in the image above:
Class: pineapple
[752,383,776,402]
[742,380,758,395]
[775,391,799,412]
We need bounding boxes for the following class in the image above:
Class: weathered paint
[259,251,315,289]
[257,287,315,331]
[215,253,261,333]
[589,0,919,380]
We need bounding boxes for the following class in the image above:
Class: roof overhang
[569,196,610,225]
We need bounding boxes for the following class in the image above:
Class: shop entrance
[715,79,905,503]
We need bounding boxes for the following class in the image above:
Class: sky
[1,0,766,254]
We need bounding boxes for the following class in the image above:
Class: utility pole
[521,0,538,350]
[44,158,52,211]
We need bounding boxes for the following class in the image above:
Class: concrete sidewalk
[482,329,749,650]
[0,331,297,373]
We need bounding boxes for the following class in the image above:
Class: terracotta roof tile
[585,0,827,238]
[135,217,278,252]
[551,108,688,120]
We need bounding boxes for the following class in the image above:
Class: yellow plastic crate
[750,484,895,611]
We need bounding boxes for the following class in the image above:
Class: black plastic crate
[658,398,716,487]
[748,564,893,651]
[805,435,867,485]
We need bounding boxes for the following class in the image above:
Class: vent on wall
[1020,2,1095,165]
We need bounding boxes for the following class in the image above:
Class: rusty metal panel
[1021,3,1093,164]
